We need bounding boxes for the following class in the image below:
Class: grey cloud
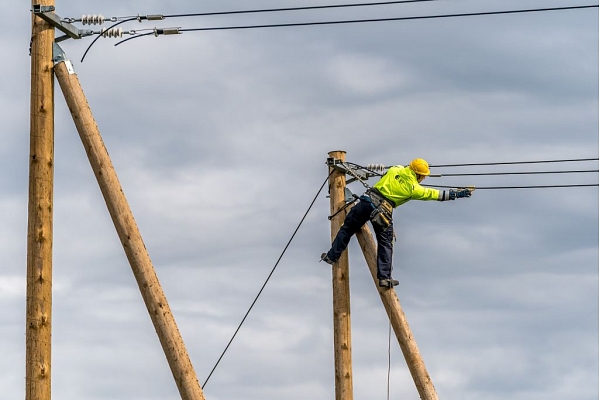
[2,1,597,399]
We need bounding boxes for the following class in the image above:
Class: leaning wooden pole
[327,151,354,400]
[355,225,438,400]
[54,57,205,400]
[26,0,55,399]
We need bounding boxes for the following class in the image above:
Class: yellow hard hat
[409,158,430,176]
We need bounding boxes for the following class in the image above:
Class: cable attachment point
[81,14,106,25]
[154,27,181,37]
[147,15,165,21]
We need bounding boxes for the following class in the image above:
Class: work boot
[378,278,399,288]
[320,253,335,265]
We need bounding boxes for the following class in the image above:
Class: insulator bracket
[326,158,377,185]
[32,4,86,40]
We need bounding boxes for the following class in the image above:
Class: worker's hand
[440,188,474,201]
[454,188,472,198]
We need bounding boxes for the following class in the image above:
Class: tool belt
[365,188,394,230]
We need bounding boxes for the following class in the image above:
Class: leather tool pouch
[370,200,393,230]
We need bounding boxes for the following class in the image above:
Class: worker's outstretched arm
[438,188,473,201]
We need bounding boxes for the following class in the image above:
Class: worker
[321,158,473,288]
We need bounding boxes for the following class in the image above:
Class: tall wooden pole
[355,225,439,400]
[327,151,354,400]
[54,59,205,400]
[26,1,55,399]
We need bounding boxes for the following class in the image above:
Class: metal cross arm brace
[326,157,380,185]
[32,5,94,42]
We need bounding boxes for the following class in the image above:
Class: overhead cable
[361,157,598,170]
[79,0,443,60]
[429,157,599,168]
[432,169,599,177]
[425,183,599,189]
[202,170,334,389]
[115,5,599,46]
[163,0,447,19]
[348,159,599,189]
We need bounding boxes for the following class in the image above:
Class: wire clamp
[154,27,182,37]
[147,15,165,21]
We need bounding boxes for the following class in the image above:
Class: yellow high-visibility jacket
[373,165,440,208]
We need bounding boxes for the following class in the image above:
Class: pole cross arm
[32,5,93,42]
[326,157,377,185]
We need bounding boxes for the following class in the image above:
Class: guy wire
[202,169,334,389]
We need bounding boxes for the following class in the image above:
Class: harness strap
[366,188,395,209]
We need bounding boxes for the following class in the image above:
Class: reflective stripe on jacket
[372,165,440,207]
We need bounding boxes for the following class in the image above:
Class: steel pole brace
[52,42,75,74]
[32,5,94,42]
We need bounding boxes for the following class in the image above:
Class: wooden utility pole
[327,151,354,400]
[355,225,439,400]
[26,0,55,398]
[54,58,205,400]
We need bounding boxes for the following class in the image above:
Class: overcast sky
[1,0,598,399]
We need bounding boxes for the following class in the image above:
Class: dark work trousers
[326,197,395,280]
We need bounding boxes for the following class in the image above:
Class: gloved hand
[449,188,472,199]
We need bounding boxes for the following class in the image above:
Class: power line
[80,0,447,60]
[351,158,599,174]
[202,170,333,389]
[429,157,599,168]
[115,5,599,46]
[347,159,599,189]
[435,169,598,177]
[425,183,599,189]
[164,0,447,19]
